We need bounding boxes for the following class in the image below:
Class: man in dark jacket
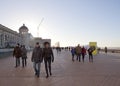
[13,43,22,68]
[88,47,94,62]
[105,47,107,54]
[43,42,54,78]
[31,42,43,78]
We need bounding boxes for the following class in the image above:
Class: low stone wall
[0,48,32,58]
[101,49,120,53]
[0,49,14,53]
[0,49,13,58]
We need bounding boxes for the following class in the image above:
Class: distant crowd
[55,44,108,63]
[70,44,94,62]
[55,44,95,62]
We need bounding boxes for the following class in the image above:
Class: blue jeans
[33,62,41,76]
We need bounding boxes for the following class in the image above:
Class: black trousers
[44,58,52,76]
[77,54,81,62]
[72,54,75,61]
[15,58,20,67]
[22,58,27,67]
[82,53,85,62]
[89,54,93,62]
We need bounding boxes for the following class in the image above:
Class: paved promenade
[0,50,120,86]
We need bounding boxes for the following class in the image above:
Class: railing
[100,49,120,53]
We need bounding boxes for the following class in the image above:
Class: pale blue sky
[0,0,120,47]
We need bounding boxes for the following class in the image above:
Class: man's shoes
[46,75,49,78]
[37,74,39,78]
[72,59,74,62]
[50,73,52,76]
[35,72,37,76]
[15,66,17,68]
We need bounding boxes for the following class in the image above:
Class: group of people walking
[13,43,95,78]
[13,42,54,78]
[13,44,27,68]
[71,44,94,62]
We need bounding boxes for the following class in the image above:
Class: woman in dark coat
[42,42,54,78]
[13,43,22,68]
[21,45,27,67]
[81,46,86,62]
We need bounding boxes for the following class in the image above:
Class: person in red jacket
[81,46,86,62]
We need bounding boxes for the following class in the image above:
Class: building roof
[19,24,29,32]
[0,24,21,36]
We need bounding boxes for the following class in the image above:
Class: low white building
[0,24,51,49]
[0,24,23,48]
[32,37,51,48]
[19,24,51,48]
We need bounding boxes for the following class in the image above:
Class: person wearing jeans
[31,42,43,78]
[33,62,41,76]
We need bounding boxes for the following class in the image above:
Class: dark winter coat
[71,48,75,55]
[13,46,22,58]
[82,48,86,54]
[42,48,54,62]
[75,46,82,54]
[88,48,93,55]
[31,46,43,63]
[21,47,27,59]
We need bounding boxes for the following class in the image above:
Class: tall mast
[37,18,44,37]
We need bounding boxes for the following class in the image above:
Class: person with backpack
[31,42,43,78]
[13,43,22,68]
[75,44,82,62]
[81,46,86,62]
[71,47,75,62]
[42,42,54,78]
[21,45,27,67]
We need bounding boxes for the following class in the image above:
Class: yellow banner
[89,42,97,55]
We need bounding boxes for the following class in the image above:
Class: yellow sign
[89,42,97,55]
